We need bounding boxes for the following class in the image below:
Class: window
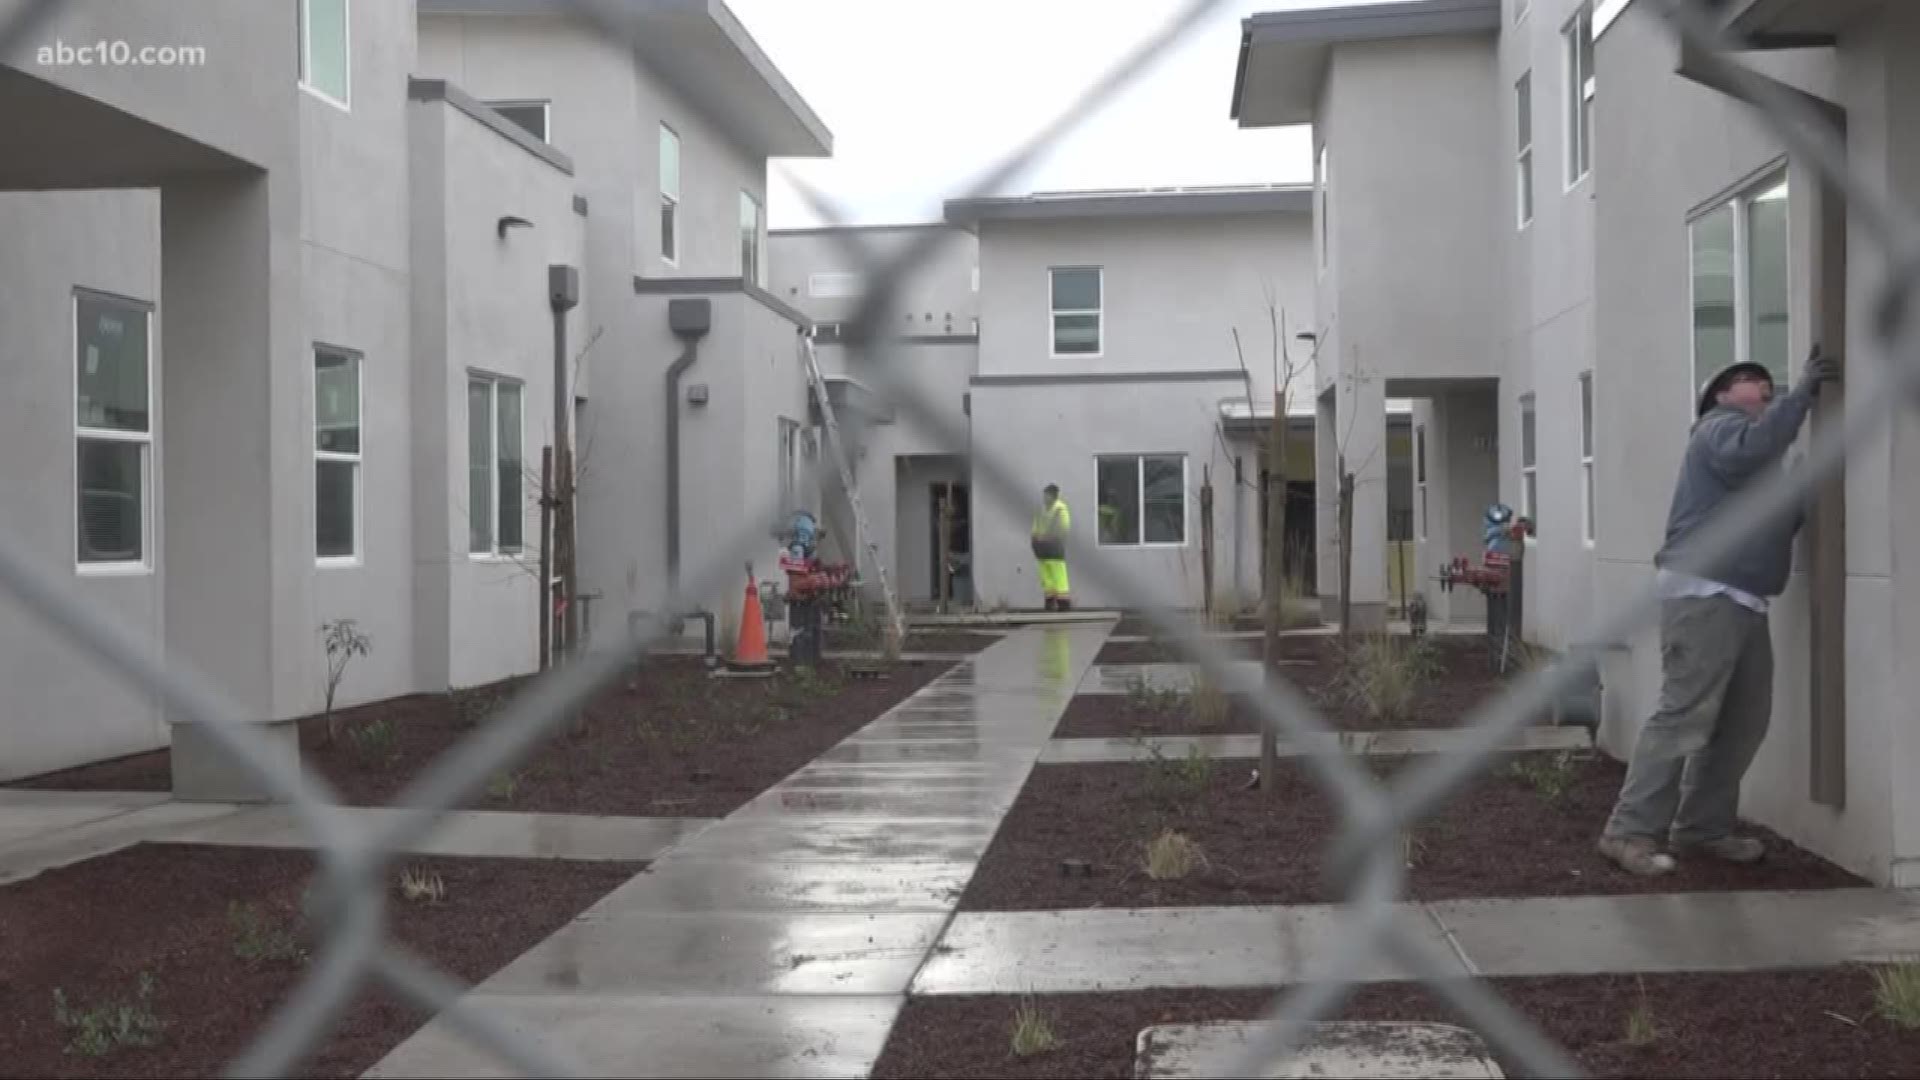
[1579,372,1595,545]
[1689,172,1791,396]
[1564,4,1595,186]
[1415,424,1428,542]
[75,291,153,570]
[1050,267,1102,356]
[659,124,680,264]
[315,346,362,563]
[1516,72,1534,228]
[1519,393,1538,528]
[487,100,549,143]
[1096,454,1186,546]
[808,270,864,298]
[1317,145,1330,270]
[467,375,524,556]
[777,418,801,512]
[298,0,350,108]
[740,191,763,286]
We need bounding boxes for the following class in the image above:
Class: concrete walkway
[1040,725,1594,764]
[913,889,1920,994]
[0,790,715,885]
[366,623,1111,1079]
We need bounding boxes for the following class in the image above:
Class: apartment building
[772,187,1409,615]
[1233,0,1920,885]
[0,0,828,796]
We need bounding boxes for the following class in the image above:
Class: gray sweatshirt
[1653,384,1816,598]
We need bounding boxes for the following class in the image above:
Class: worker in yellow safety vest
[1029,484,1072,611]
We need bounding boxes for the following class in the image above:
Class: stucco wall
[770,224,980,332]
[0,191,167,779]
[968,377,1244,611]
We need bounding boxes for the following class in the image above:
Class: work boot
[1674,835,1766,865]
[1057,598,1072,611]
[1597,835,1677,877]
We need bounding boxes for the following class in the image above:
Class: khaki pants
[1603,595,1774,846]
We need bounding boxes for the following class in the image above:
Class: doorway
[929,482,972,607]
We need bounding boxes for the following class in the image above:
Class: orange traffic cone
[728,565,776,674]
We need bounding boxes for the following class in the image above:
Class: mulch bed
[873,968,1920,1079]
[9,657,953,818]
[0,842,637,1079]
[956,751,1863,911]
[894,631,1005,654]
[1066,635,1528,736]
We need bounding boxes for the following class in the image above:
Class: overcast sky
[725,0,1348,229]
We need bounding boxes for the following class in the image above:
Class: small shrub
[398,865,447,904]
[320,619,373,746]
[1008,997,1059,1058]
[1507,750,1582,804]
[1125,673,1186,716]
[1142,829,1209,881]
[52,973,165,1058]
[486,771,522,804]
[1188,672,1232,730]
[1872,964,1920,1029]
[451,686,508,728]
[346,717,398,765]
[229,902,305,964]
[1624,977,1659,1046]
[1145,743,1214,807]
[1335,634,1440,725]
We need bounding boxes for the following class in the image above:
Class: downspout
[664,298,712,591]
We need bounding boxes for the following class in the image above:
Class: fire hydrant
[777,510,855,667]
[1434,503,1534,672]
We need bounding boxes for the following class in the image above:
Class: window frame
[659,123,681,266]
[1516,71,1535,229]
[73,288,156,575]
[1414,424,1428,542]
[1316,145,1330,272]
[1686,165,1792,417]
[1095,452,1188,549]
[486,99,550,144]
[314,344,364,568]
[298,0,351,111]
[739,190,764,287]
[467,372,526,559]
[1519,392,1538,537]
[777,416,801,513]
[1048,266,1104,359]
[1579,371,1596,547]
[1564,3,1594,189]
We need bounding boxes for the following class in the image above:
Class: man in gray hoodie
[1597,346,1840,877]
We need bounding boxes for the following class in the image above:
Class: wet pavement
[368,623,1113,1078]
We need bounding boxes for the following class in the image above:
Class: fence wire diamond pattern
[3,0,1918,1076]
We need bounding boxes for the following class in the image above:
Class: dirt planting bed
[10,657,953,818]
[955,751,1862,911]
[1067,635,1530,736]
[0,842,636,1079]
[872,967,1920,1079]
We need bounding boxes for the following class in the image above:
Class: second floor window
[299,0,350,108]
[1516,71,1534,227]
[659,124,680,265]
[1050,267,1101,356]
[740,191,763,286]
[1564,3,1595,187]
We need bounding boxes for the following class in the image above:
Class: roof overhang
[419,0,830,158]
[1714,0,1880,48]
[1231,0,1501,128]
[944,185,1311,228]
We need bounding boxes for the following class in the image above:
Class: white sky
[725,0,1358,229]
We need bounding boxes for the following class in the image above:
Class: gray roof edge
[945,186,1312,225]
[408,78,576,176]
[1246,0,1501,46]
[706,0,833,156]
[631,275,811,329]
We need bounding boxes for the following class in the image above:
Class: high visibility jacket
[1031,500,1070,540]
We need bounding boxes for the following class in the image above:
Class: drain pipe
[665,298,712,590]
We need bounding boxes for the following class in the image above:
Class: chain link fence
[3,0,1918,1076]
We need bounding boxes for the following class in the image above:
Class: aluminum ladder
[799,332,906,659]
